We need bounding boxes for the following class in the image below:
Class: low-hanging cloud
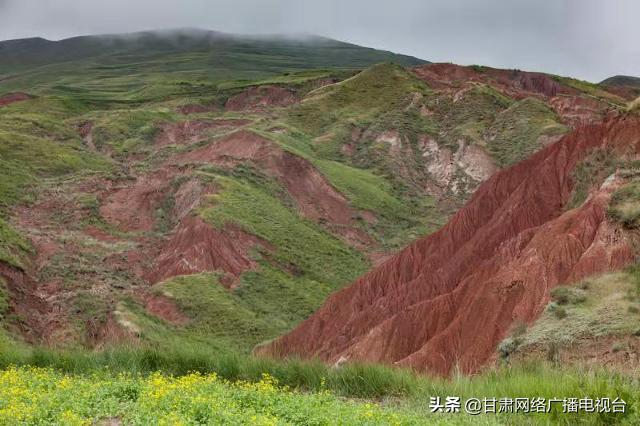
[0,0,638,82]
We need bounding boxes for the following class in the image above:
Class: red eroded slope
[154,119,251,147]
[145,215,268,286]
[100,168,178,232]
[173,129,372,247]
[98,129,374,294]
[413,63,571,98]
[0,92,31,107]
[260,115,640,375]
[412,63,616,127]
[225,86,297,111]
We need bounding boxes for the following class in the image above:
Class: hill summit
[0,28,427,75]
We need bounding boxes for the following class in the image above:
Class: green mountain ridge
[0,28,427,102]
[600,75,640,88]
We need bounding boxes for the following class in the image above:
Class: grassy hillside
[0,55,446,354]
[0,218,31,268]
[608,179,640,228]
[0,30,427,72]
[0,49,615,356]
[0,29,426,104]
[0,97,111,270]
[555,75,628,104]
[0,99,110,208]
[429,84,513,149]
[288,63,432,135]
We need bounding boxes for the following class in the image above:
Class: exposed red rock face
[141,293,189,325]
[413,63,572,98]
[100,168,178,232]
[154,119,251,147]
[260,115,640,376]
[176,103,219,115]
[549,96,610,128]
[0,261,61,344]
[145,215,267,286]
[487,68,566,98]
[0,92,31,107]
[225,85,297,111]
[412,63,616,127]
[77,121,92,139]
[412,63,481,89]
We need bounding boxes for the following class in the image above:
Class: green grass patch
[0,129,105,208]
[0,99,111,210]
[217,68,355,92]
[567,148,618,209]
[430,84,514,149]
[113,283,273,356]
[201,175,367,286]
[507,272,640,350]
[0,218,31,268]
[554,75,628,106]
[608,180,640,228]
[149,273,280,352]
[314,159,407,219]
[87,109,176,157]
[288,63,432,136]
[487,97,568,167]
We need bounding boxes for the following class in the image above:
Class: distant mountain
[599,75,640,99]
[600,75,640,87]
[0,28,427,75]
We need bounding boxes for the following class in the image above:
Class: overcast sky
[0,0,637,82]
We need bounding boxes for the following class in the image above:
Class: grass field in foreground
[0,344,638,425]
[0,367,431,425]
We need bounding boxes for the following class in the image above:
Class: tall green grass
[0,343,637,424]
[0,344,420,398]
[0,218,31,268]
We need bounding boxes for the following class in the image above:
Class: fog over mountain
[0,1,638,88]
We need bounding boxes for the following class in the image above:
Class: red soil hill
[260,114,640,375]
